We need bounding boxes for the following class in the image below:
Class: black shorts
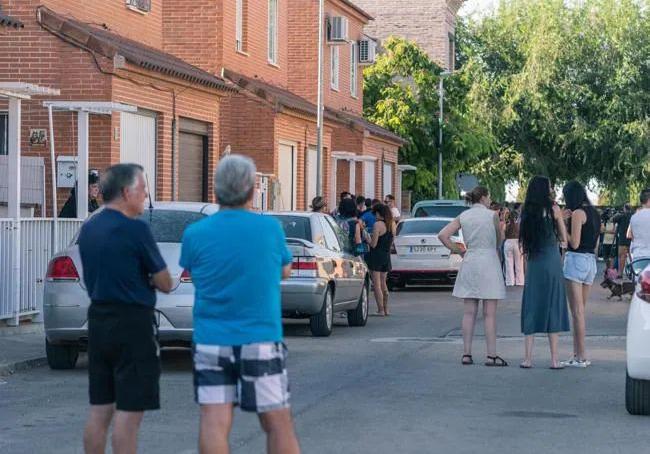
[87,302,161,412]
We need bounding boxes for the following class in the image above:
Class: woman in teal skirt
[519,176,570,369]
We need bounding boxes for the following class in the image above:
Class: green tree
[459,0,650,198]
[363,37,497,201]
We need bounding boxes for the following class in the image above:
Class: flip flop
[549,365,565,370]
[519,363,533,369]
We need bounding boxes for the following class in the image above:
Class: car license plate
[410,246,436,253]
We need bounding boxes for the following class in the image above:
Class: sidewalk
[0,323,46,376]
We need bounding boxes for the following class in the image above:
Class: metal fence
[0,218,83,323]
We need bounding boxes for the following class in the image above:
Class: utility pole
[316,0,325,196]
[438,71,452,199]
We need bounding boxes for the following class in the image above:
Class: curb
[0,356,48,377]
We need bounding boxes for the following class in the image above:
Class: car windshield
[397,220,449,236]
[272,215,312,241]
[137,210,205,243]
[414,205,468,218]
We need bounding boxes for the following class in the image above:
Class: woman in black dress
[367,204,395,316]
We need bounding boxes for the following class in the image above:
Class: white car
[626,257,650,415]
[388,217,464,290]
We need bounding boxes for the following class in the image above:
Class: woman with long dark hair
[561,181,601,368]
[366,204,395,316]
[439,186,507,367]
[519,176,570,369]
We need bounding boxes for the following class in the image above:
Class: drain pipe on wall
[171,91,177,200]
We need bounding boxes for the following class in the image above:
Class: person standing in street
[519,176,570,370]
[561,181,601,368]
[628,188,650,260]
[366,204,395,316]
[612,204,633,276]
[504,211,524,286]
[384,194,401,223]
[360,198,376,235]
[59,170,101,218]
[439,186,508,367]
[310,196,327,213]
[179,155,300,454]
[78,163,173,454]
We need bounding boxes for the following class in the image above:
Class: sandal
[485,355,509,367]
[461,354,473,365]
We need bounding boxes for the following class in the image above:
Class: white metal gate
[0,218,83,322]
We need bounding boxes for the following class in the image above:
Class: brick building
[1,0,404,214]
[352,0,465,70]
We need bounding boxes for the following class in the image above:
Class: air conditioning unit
[327,16,349,43]
[358,38,377,64]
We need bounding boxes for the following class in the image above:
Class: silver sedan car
[43,202,218,369]
[44,205,369,369]
[268,212,369,337]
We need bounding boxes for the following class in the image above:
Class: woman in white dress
[439,186,507,366]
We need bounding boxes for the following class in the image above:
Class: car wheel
[348,283,369,327]
[626,370,650,415]
[310,287,333,337]
[46,339,79,370]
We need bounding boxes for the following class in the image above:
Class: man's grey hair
[214,154,257,207]
[100,163,144,203]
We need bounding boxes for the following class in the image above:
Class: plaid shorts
[193,342,290,413]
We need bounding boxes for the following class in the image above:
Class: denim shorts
[563,252,597,285]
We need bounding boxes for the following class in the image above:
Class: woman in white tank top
[439,187,507,367]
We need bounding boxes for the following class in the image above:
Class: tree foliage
[364,0,650,203]
[459,0,650,199]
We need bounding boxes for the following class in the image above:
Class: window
[0,113,7,155]
[236,0,244,52]
[330,46,339,90]
[350,42,358,97]
[397,220,450,236]
[137,210,205,243]
[271,215,312,241]
[414,205,469,218]
[325,216,352,253]
[320,217,341,252]
[125,0,151,13]
[268,0,278,64]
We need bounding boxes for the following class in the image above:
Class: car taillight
[292,259,317,270]
[180,269,192,283]
[46,256,80,282]
[291,257,318,277]
[638,270,650,303]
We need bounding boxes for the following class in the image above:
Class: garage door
[278,143,297,211]
[178,132,206,202]
[364,161,376,199]
[120,111,156,201]
[383,162,393,197]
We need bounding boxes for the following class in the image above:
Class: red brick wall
[163,0,220,74]
[220,0,289,87]
[287,0,365,114]
[1,1,224,213]
[42,0,164,49]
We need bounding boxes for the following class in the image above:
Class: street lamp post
[315,0,325,196]
[438,70,452,200]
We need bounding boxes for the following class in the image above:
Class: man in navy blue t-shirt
[78,163,172,454]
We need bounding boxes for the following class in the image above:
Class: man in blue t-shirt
[180,155,300,453]
[78,163,172,454]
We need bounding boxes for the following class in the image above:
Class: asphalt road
[0,285,642,454]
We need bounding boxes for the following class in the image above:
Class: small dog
[600,259,635,300]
